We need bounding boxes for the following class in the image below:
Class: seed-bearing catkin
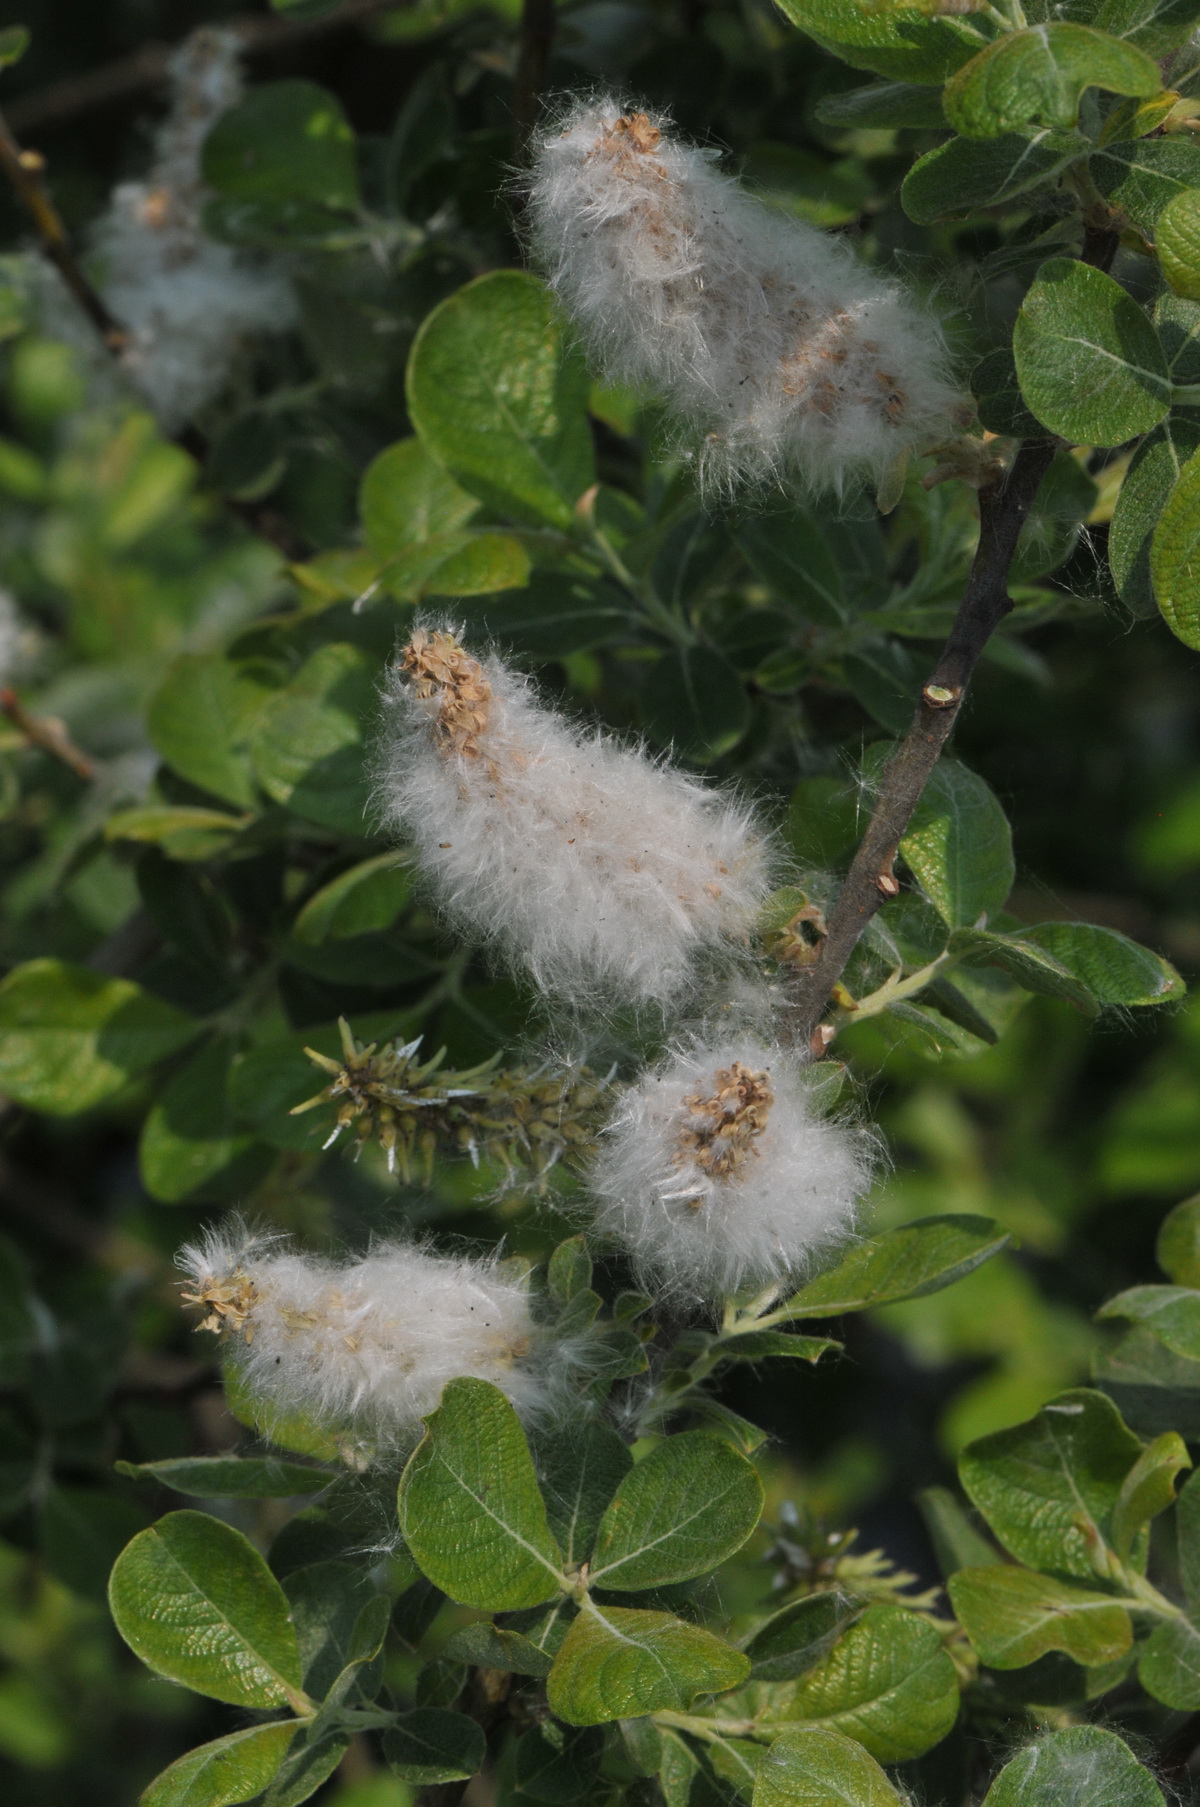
[90,27,295,431]
[587,1038,873,1301]
[526,98,962,496]
[376,627,774,1010]
[178,1226,547,1447]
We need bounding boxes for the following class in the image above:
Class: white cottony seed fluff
[526,97,961,495]
[587,1038,874,1301]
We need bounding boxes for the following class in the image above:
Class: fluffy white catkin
[179,1227,546,1446]
[91,28,295,431]
[377,627,774,1009]
[526,98,961,495]
[587,1038,873,1300]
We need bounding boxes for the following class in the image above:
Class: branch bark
[787,436,1057,1050]
[513,0,557,153]
[0,110,124,347]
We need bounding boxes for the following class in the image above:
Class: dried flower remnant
[526,99,962,495]
[291,1016,613,1188]
[378,628,774,1009]
[179,1225,546,1445]
[90,27,296,430]
[588,1039,873,1300]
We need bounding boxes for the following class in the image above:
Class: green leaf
[1138,1613,1200,1706]
[944,25,1160,138]
[1013,258,1170,444]
[902,130,1082,224]
[948,927,1100,1015]
[777,1215,1010,1319]
[546,1602,750,1727]
[641,646,751,764]
[443,1621,554,1676]
[1098,1283,1200,1358]
[1176,1467,1200,1608]
[782,1603,960,1764]
[588,1432,763,1590]
[250,642,374,833]
[283,1562,384,1702]
[1109,418,1200,613]
[916,1486,1003,1577]
[139,1038,262,1204]
[1092,137,1200,234]
[398,1377,564,1610]
[948,1566,1133,1668]
[815,81,948,128]
[753,1727,905,1807]
[105,806,251,862]
[116,1457,335,1498]
[515,1724,605,1802]
[1096,0,1200,57]
[1093,1323,1200,1440]
[1011,448,1100,583]
[1019,922,1184,1006]
[140,1723,299,1807]
[898,758,1014,927]
[745,1594,863,1683]
[260,1733,349,1807]
[108,1510,307,1710]
[0,26,30,68]
[0,959,198,1115]
[1111,1431,1191,1558]
[958,1388,1144,1576]
[774,0,983,83]
[39,1485,149,1603]
[292,855,413,945]
[714,1331,840,1364]
[360,436,479,556]
[455,571,632,659]
[1157,187,1200,300]
[981,1724,1165,1806]
[1150,447,1200,649]
[536,1418,632,1569]
[202,80,359,211]
[407,271,595,531]
[547,1236,593,1307]
[1157,1194,1200,1284]
[146,654,272,809]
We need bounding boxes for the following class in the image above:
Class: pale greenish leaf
[360,436,478,557]
[782,1603,959,1763]
[105,806,251,862]
[250,642,374,833]
[588,1432,762,1591]
[1111,1431,1191,1558]
[1109,418,1200,613]
[397,1377,564,1610]
[147,654,274,809]
[773,0,987,82]
[948,1566,1133,1668]
[709,1737,763,1800]
[546,1602,750,1727]
[1098,1283,1200,1358]
[116,1457,334,1498]
[0,959,198,1115]
[959,1387,1143,1576]
[202,79,359,211]
[752,1726,904,1807]
[1157,1194,1200,1284]
[1091,137,1200,233]
[944,24,1160,138]
[902,130,1081,224]
[292,855,413,946]
[899,758,1014,927]
[713,1330,840,1364]
[140,1723,298,1807]
[407,271,594,531]
[108,1510,307,1710]
[1157,187,1200,300]
[1150,447,1200,649]
[982,1723,1165,1805]
[1013,258,1170,444]
[660,1730,699,1807]
[745,1594,863,1683]
[777,1215,1010,1320]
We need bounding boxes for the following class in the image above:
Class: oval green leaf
[982,1724,1164,1806]
[944,24,1160,138]
[783,1603,959,1764]
[546,1603,750,1727]
[140,1722,298,1807]
[1013,258,1170,445]
[588,1432,763,1591]
[777,1215,1010,1320]
[753,1727,904,1807]
[1150,446,1200,649]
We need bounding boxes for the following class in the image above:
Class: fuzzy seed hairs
[376,627,774,1010]
[526,97,962,496]
[90,27,296,432]
[586,1038,874,1301]
[179,1227,546,1448]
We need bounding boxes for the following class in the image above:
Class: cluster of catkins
[90,28,295,431]
[526,98,961,495]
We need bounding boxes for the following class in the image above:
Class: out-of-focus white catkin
[587,1038,873,1300]
[526,98,961,495]
[377,627,774,1010]
[179,1226,547,1447]
[91,28,295,431]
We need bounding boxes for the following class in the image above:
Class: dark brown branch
[4,0,406,139]
[1,685,95,779]
[513,0,557,153]
[788,437,1057,1050]
[0,110,125,347]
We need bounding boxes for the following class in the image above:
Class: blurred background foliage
[0,0,1196,1801]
